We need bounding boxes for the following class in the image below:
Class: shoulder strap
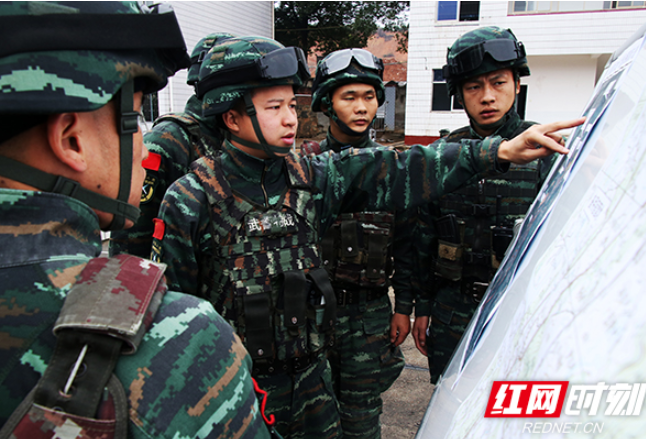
[1,255,167,439]
[154,112,205,162]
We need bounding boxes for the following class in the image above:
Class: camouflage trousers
[255,356,342,439]
[328,293,405,439]
[428,291,479,383]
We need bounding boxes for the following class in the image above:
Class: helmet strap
[229,92,288,159]
[109,79,140,230]
[0,81,141,230]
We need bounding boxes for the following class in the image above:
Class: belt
[334,287,388,306]
[252,351,323,376]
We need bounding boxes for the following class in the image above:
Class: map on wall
[418,23,646,439]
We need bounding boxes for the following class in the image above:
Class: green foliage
[275,1,409,56]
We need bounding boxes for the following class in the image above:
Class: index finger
[540,117,586,135]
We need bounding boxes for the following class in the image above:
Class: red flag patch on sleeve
[152,218,165,240]
[142,152,162,171]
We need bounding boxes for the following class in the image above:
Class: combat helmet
[0,1,190,230]
[311,48,385,137]
[187,32,235,87]
[196,36,310,159]
[443,26,529,98]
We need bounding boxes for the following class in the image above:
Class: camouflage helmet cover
[311,49,386,113]
[197,36,309,117]
[443,26,530,97]
[0,1,190,115]
[187,32,235,86]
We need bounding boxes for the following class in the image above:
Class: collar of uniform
[0,188,101,269]
[469,108,522,140]
[222,140,285,186]
[321,129,373,153]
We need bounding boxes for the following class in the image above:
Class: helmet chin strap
[0,81,140,231]
[229,92,289,159]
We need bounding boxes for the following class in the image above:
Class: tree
[275,1,409,57]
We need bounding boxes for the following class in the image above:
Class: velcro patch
[142,152,162,171]
[153,218,165,240]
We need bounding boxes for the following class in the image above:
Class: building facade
[405,1,646,144]
[152,1,274,118]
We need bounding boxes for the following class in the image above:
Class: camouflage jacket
[414,110,555,315]
[109,94,223,258]
[0,189,269,438]
[308,131,417,315]
[152,136,505,330]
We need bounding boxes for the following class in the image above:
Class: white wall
[158,1,274,115]
[405,0,646,139]
[524,55,597,123]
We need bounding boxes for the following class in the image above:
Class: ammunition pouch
[322,212,394,289]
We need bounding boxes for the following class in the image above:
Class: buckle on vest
[470,204,491,217]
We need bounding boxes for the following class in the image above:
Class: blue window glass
[438,1,458,20]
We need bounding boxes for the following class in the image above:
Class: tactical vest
[299,139,395,305]
[190,154,337,376]
[434,121,541,300]
[153,112,220,163]
[0,255,167,439]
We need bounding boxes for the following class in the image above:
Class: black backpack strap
[1,254,167,439]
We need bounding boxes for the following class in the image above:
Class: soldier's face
[234,85,298,159]
[330,83,378,134]
[461,68,520,135]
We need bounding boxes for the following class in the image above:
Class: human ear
[516,79,521,95]
[46,113,88,173]
[222,109,242,134]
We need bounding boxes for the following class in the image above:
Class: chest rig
[321,212,394,305]
[435,121,540,302]
[191,154,336,376]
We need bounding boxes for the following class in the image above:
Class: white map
[418,26,646,439]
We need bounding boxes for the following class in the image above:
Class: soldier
[109,32,234,258]
[302,48,408,439]
[0,2,270,438]
[410,26,556,384]
[151,35,579,438]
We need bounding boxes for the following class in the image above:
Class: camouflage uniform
[110,33,232,258]
[0,189,270,438]
[416,26,554,382]
[153,134,507,437]
[305,52,406,439]
[0,3,269,438]
[315,132,407,439]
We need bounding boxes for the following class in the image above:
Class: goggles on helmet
[0,2,189,73]
[197,46,310,99]
[443,38,526,79]
[318,48,384,79]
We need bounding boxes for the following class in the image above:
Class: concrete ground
[381,290,435,439]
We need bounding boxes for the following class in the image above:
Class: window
[431,69,464,111]
[509,1,646,14]
[438,1,480,21]
[142,93,159,122]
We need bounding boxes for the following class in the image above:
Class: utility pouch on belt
[341,219,360,260]
[0,255,166,439]
[491,224,514,263]
[434,214,464,281]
